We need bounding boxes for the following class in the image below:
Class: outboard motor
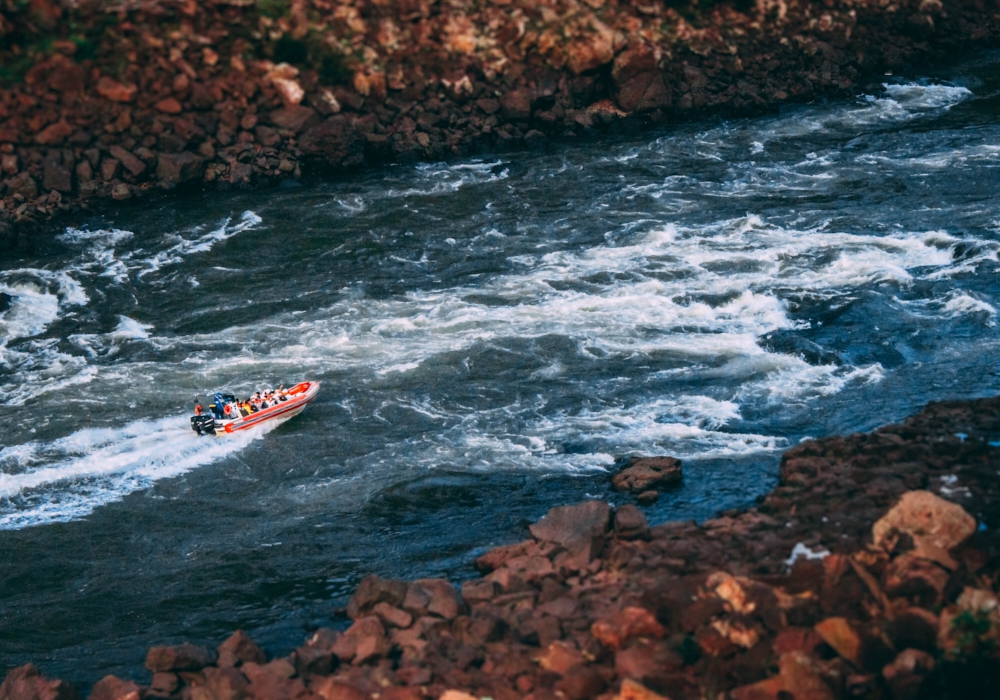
[191,414,217,436]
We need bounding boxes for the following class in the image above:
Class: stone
[524,129,546,150]
[313,678,367,700]
[299,117,366,169]
[75,159,93,183]
[96,77,137,102]
[34,121,74,146]
[615,640,682,682]
[108,146,146,177]
[567,27,615,75]
[147,673,179,697]
[1,154,18,175]
[88,676,139,700]
[111,183,131,200]
[530,500,611,547]
[773,627,825,656]
[614,504,650,540]
[882,553,949,606]
[100,158,121,181]
[438,693,477,700]
[0,664,78,700]
[614,678,668,700]
[814,617,861,665]
[872,490,976,553]
[882,649,935,700]
[332,616,390,664]
[613,457,682,493]
[200,666,250,700]
[887,608,939,652]
[8,172,38,200]
[592,606,666,650]
[461,578,499,603]
[500,89,531,120]
[156,152,205,186]
[372,602,413,628]
[43,156,72,193]
[154,97,183,114]
[616,73,671,113]
[537,641,584,675]
[268,106,320,133]
[556,664,606,700]
[730,651,835,700]
[218,630,266,666]
[402,578,462,620]
[145,643,217,672]
[47,60,86,93]
[272,78,305,107]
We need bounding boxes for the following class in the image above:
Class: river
[3,55,1000,683]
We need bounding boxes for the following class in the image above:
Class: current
[3,55,1000,683]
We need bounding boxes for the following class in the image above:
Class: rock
[8,172,38,200]
[592,606,666,650]
[556,664,606,700]
[268,106,320,133]
[882,553,949,606]
[145,643,217,672]
[332,616,390,664]
[524,129,546,150]
[96,77,137,102]
[814,617,861,665]
[614,504,650,540]
[200,666,250,700]
[460,578,499,603]
[730,651,835,700]
[0,664,78,700]
[156,152,205,186]
[614,678,668,700]
[299,116,366,169]
[872,490,976,553]
[613,457,682,493]
[567,26,615,75]
[88,676,139,700]
[147,673,179,697]
[314,678,367,700]
[637,490,659,505]
[46,60,86,94]
[272,78,305,107]
[530,500,611,547]
[154,97,183,114]
[43,154,72,193]
[537,641,585,675]
[500,89,531,120]
[111,183,131,200]
[882,649,935,700]
[217,630,266,667]
[35,121,74,146]
[76,160,93,183]
[1,154,18,175]
[438,693,477,700]
[614,640,683,682]
[887,608,939,652]
[100,158,120,181]
[616,73,671,113]
[402,578,462,620]
[108,146,146,177]
[371,602,413,628]
[773,627,825,656]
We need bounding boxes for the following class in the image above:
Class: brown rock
[218,630,266,666]
[87,676,139,700]
[402,578,462,620]
[299,117,366,169]
[530,500,610,547]
[500,90,531,120]
[773,627,825,656]
[567,27,615,75]
[614,504,650,540]
[616,73,671,113]
[268,106,320,133]
[730,651,835,700]
[157,152,205,186]
[8,172,38,200]
[100,158,121,181]
[147,673,179,697]
[636,490,659,505]
[155,98,183,115]
[201,666,250,700]
[313,678,367,700]
[887,608,939,652]
[882,553,949,605]
[145,643,217,673]
[592,606,666,650]
[556,664,606,700]
[0,664,78,700]
[111,183,131,200]
[47,60,86,94]
[97,77,137,103]
[872,490,976,553]
[537,641,584,675]
[612,44,659,86]
[272,78,305,107]
[332,616,390,664]
[461,578,499,603]
[108,146,146,177]
[614,640,683,682]
[882,649,935,700]
[43,155,72,193]
[814,617,860,665]
[1,154,18,176]
[75,160,93,183]
[613,457,682,493]
[614,679,667,700]
[35,122,74,146]
[372,602,413,628]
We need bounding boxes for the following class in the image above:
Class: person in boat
[211,392,225,419]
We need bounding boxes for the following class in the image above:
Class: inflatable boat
[190,381,320,436]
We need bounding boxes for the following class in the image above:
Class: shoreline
[3,395,999,699]
[0,0,999,244]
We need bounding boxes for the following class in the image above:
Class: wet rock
[157,152,205,186]
[529,500,610,547]
[200,666,250,700]
[218,631,267,667]
[372,602,413,628]
[612,457,682,494]
[299,117,366,169]
[614,504,650,540]
[96,77,136,103]
[592,606,666,650]
[147,673,179,697]
[146,643,217,673]
[108,146,146,178]
[88,676,140,700]
[882,649,935,700]
[636,490,659,505]
[0,664,78,700]
[0,292,13,313]
[873,490,976,554]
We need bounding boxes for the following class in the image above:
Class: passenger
[241,401,252,417]
[212,392,225,419]
[194,403,204,416]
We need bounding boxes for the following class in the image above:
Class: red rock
[401,578,462,620]
[43,155,72,193]
[108,146,146,177]
[530,500,610,547]
[730,651,835,700]
[34,121,74,146]
[614,504,650,540]
[555,664,606,700]
[613,678,668,700]
[566,27,615,75]
[537,641,584,675]
[500,90,531,120]
[313,678,366,700]
[96,77,137,103]
[88,676,139,700]
[872,490,976,553]
[46,60,86,93]
[372,602,413,628]
[614,640,682,682]
[218,630,267,667]
[332,616,390,664]
[461,578,499,603]
[155,98,183,115]
[882,553,949,605]
[613,458,681,493]
[156,152,205,186]
[0,664,78,700]
[147,673,179,697]
[100,158,120,181]
[616,73,670,113]
[772,627,824,656]
[882,649,935,700]
[814,617,860,665]
[146,643,217,672]
[268,106,320,133]
[201,666,251,700]
[1,154,18,176]
[592,607,666,650]
[299,117,366,169]
[273,78,305,107]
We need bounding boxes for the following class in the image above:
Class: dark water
[4,55,1000,684]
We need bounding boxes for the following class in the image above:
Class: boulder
[347,575,408,619]
[96,77,136,102]
[145,643,217,672]
[146,673,179,698]
[556,664,606,700]
[371,602,413,628]
[730,651,835,700]
[108,146,146,177]
[500,89,531,120]
[566,27,615,75]
[814,617,860,665]
[615,73,670,113]
[882,649,935,700]
[42,154,72,193]
[34,121,74,146]
[268,106,319,133]
[217,630,266,667]
[529,500,611,547]
[882,553,949,606]
[614,679,668,700]
[332,616,390,664]
[592,606,666,650]
[0,665,77,700]
[156,152,205,186]
[200,666,250,700]
[614,504,650,540]
[537,641,585,675]
[88,676,140,700]
[402,578,462,620]
[272,78,305,107]
[299,117,366,169]
[612,457,682,493]
[872,490,976,553]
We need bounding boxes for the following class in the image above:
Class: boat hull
[214,381,320,435]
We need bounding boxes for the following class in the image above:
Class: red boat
[190,382,320,436]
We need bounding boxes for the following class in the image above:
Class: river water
[3,56,1000,683]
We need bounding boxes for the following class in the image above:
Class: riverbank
[0,0,999,245]
[3,395,999,700]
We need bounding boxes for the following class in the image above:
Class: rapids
[3,56,1000,682]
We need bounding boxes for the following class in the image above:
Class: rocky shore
[1,0,999,246]
[4,395,1000,700]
